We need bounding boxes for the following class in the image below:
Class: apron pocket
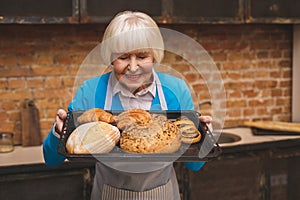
[101,180,173,200]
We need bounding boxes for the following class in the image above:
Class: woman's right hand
[55,109,67,134]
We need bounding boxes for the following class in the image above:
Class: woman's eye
[137,54,148,59]
[118,55,129,60]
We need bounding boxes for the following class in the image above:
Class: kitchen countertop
[1,128,300,167]
[218,127,300,153]
[0,145,44,167]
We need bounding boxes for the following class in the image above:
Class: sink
[212,131,241,144]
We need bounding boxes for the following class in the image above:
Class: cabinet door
[0,0,79,24]
[80,0,163,23]
[246,0,300,23]
[172,0,244,24]
[0,168,92,200]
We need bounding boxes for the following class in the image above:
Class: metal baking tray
[57,110,222,162]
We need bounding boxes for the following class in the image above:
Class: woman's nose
[128,56,139,72]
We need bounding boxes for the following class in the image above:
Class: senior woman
[43,10,211,199]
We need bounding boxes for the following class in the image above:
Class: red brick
[0,90,31,100]
[280,80,291,87]
[37,55,54,65]
[270,50,282,58]
[0,80,7,89]
[227,100,247,108]
[227,109,242,117]
[0,56,17,66]
[27,78,44,88]
[32,88,72,99]
[55,55,73,65]
[210,52,227,62]
[35,98,63,109]
[18,55,36,65]
[0,101,19,111]
[0,111,8,121]
[8,111,21,121]
[254,80,277,89]
[45,77,63,88]
[31,65,69,76]
[249,99,274,107]
[62,77,75,87]
[243,90,258,98]
[257,51,269,59]
[0,67,31,77]
[271,89,283,97]
[244,108,255,116]
[8,78,26,89]
[278,60,291,68]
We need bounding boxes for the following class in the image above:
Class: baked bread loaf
[66,121,120,154]
[77,108,115,124]
[173,116,201,144]
[117,110,181,154]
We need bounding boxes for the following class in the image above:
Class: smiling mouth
[124,74,142,80]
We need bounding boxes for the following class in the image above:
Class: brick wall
[0,24,292,144]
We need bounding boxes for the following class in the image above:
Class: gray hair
[100,11,164,65]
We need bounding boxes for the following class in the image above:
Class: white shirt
[110,71,157,110]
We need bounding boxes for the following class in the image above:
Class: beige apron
[90,72,180,199]
[91,162,180,200]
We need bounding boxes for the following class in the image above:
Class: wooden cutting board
[21,99,42,146]
[243,121,300,133]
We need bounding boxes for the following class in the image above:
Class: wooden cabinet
[79,0,163,23]
[0,163,94,200]
[171,0,244,24]
[245,0,300,23]
[78,0,244,24]
[0,0,300,25]
[0,0,79,24]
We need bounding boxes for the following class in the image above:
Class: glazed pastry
[77,108,115,123]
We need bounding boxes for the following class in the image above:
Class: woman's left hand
[199,115,212,124]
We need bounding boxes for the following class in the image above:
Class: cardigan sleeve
[42,125,66,166]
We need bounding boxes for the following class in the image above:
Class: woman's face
[112,51,154,93]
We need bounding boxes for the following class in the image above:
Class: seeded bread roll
[66,122,120,154]
[173,116,201,144]
[117,111,181,154]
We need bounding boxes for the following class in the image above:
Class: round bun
[66,121,120,154]
[118,111,181,154]
[173,116,201,144]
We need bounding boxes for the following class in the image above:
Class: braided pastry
[173,116,201,144]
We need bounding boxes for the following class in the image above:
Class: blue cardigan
[43,72,205,170]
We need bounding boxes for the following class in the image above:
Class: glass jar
[0,132,14,153]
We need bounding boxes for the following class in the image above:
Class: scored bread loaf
[66,121,120,154]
